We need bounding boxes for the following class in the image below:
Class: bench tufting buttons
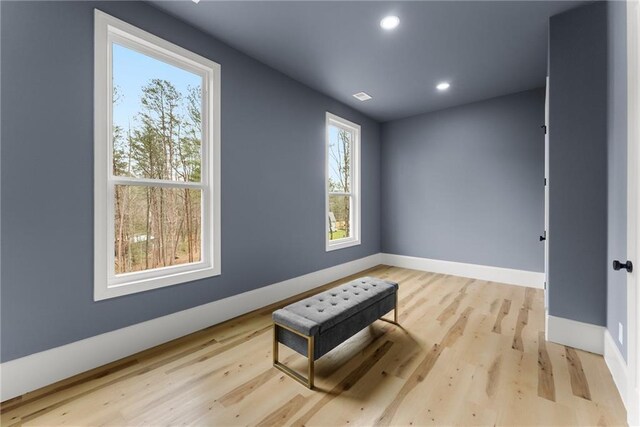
[305,304,310,307]
[354,292,359,295]
[331,302,337,306]
[318,309,324,312]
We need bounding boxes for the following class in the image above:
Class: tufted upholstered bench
[272,276,399,388]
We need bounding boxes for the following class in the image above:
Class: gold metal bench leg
[308,335,315,389]
[378,292,400,326]
[273,323,315,389]
[274,290,398,389]
[394,292,398,323]
[273,323,279,365]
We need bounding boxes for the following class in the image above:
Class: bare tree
[328,129,351,239]
[113,79,203,274]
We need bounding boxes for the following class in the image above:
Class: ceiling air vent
[352,92,372,101]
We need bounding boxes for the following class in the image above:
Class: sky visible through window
[328,125,349,188]
[112,43,202,134]
[113,43,343,186]
[111,43,205,274]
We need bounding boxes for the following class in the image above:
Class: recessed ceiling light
[353,92,373,101]
[436,82,451,91]
[380,16,400,30]
[192,0,200,3]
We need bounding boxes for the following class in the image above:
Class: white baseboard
[604,330,630,407]
[0,253,383,402]
[629,386,640,427]
[380,253,545,289]
[604,330,640,426]
[546,314,604,354]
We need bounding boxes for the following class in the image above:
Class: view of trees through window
[112,43,203,274]
[328,125,353,241]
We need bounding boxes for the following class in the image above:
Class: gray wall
[606,0,628,359]
[548,1,608,326]
[381,89,545,272]
[0,1,381,362]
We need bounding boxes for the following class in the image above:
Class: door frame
[544,77,550,314]
[628,0,640,424]
[540,77,550,341]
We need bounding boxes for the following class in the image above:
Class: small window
[326,112,361,251]
[94,10,221,300]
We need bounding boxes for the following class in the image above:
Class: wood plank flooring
[1,266,627,426]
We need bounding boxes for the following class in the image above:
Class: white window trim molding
[94,10,221,301]
[325,112,361,252]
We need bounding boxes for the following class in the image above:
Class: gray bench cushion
[272,276,398,336]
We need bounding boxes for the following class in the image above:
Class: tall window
[94,10,221,300]
[326,113,361,251]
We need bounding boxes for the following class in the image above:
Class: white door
[628,0,640,424]
[544,77,550,311]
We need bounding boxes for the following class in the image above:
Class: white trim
[628,1,640,425]
[0,254,383,401]
[110,177,204,189]
[93,10,221,301]
[546,314,604,355]
[604,328,640,426]
[380,253,545,289]
[544,76,550,310]
[605,329,631,409]
[325,112,361,252]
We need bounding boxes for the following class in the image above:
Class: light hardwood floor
[1,266,627,426]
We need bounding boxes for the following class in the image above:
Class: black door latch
[613,260,633,273]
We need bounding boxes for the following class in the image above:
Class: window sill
[95,265,220,301]
[326,238,361,252]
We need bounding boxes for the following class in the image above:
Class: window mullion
[110,176,205,190]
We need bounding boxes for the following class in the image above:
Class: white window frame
[94,10,221,301]
[325,112,361,251]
